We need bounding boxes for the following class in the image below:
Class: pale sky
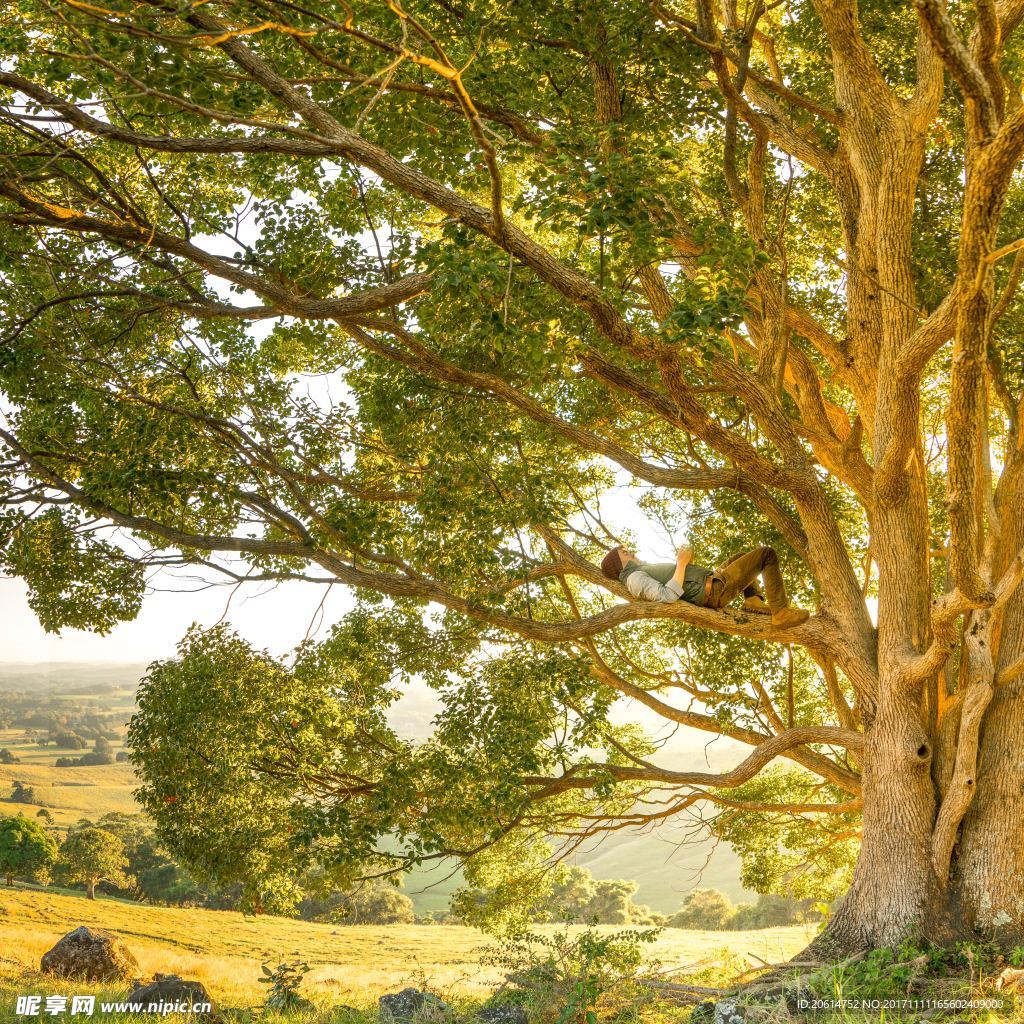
[0,572,357,663]
[0,484,679,664]
[0,184,693,666]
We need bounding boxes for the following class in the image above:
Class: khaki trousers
[706,546,789,612]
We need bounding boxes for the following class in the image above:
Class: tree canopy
[0,815,58,886]
[57,826,130,899]
[5,0,1024,953]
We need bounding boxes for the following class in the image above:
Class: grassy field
[0,720,752,917]
[0,757,137,828]
[0,886,816,1020]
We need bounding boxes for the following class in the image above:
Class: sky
[0,523,751,763]
[0,478,682,665]
[0,572,357,664]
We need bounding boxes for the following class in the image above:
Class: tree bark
[954,674,1024,940]
[803,690,961,955]
[86,880,95,900]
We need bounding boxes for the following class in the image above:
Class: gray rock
[379,988,450,1023]
[129,974,216,1015]
[40,926,140,982]
[477,1006,528,1024]
[713,999,745,1024]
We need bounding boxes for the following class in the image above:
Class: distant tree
[53,733,87,750]
[73,738,114,766]
[464,862,659,927]
[668,889,736,931]
[9,781,36,804]
[94,812,205,905]
[298,876,415,924]
[336,882,416,925]
[36,809,53,824]
[586,879,640,925]
[0,749,18,764]
[548,866,597,920]
[58,827,129,900]
[0,816,58,886]
[115,751,130,763]
[55,737,116,768]
[729,894,815,930]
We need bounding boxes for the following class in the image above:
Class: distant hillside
[0,662,149,693]
[0,663,755,913]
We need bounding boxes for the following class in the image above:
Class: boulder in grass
[40,926,139,982]
[379,988,450,1023]
[477,1005,528,1024]
[128,974,216,1015]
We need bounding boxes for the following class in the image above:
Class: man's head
[601,545,636,580]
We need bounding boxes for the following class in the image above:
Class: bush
[259,957,314,1013]
[481,926,659,1024]
[668,889,736,930]
[9,781,36,804]
[808,940,1009,1004]
[0,750,19,765]
[299,880,416,924]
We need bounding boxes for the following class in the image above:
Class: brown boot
[771,606,810,628]
[742,595,772,615]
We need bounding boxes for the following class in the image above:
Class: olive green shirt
[619,560,713,605]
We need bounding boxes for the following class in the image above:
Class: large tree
[0,815,58,887]
[3,0,1024,956]
[58,826,129,900]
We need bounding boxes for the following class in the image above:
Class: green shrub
[482,926,659,1024]
[259,956,314,1013]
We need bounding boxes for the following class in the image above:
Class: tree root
[639,953,866,1008]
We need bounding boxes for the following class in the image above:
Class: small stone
[379,988,450,1023]
[128,974,216,1016]
[40,926,140,982]
[713,999,746,1024]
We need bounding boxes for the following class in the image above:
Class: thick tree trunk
[86,880,95,900]
[4,873,11,886]
[953,674,1024,941]
[949,489,1024,942]
[804,691,959,956]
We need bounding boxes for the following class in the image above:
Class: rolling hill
[0,663,757,914]
[0,885,816,1014]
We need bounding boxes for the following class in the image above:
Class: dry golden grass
[0,760,137,825]
[0,886,816,1012]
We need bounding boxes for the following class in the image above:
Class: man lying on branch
[600,543,810,629]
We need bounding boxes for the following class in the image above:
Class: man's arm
[625,571,684,602]
[674,545,693,584]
